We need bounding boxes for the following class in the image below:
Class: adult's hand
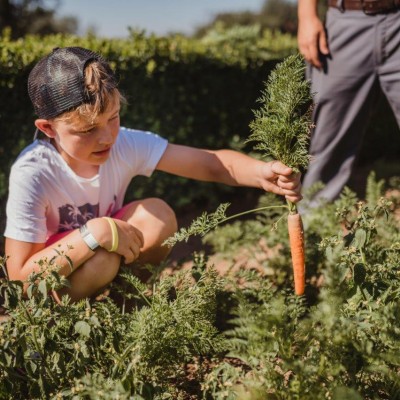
[297,0,329,68]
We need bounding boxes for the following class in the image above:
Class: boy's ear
[34,119,57,138]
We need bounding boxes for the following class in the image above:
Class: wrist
[256,161,269,189]
[79,223,100,251]
[86,218,111,250]
[298,0,319,18]
[103,217,119,252]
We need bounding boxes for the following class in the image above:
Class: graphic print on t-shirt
[58,203,99,232]
[105,195,117,216]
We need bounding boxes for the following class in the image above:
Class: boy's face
[48,102,120,175]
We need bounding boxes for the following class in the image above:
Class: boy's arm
[5,217,143,283]
[156,144,302,203]
[5,232,95,282]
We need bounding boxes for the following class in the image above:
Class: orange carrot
[287,212,305,295]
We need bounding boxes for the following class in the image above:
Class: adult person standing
[297,0,400,206]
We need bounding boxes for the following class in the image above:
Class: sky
[56,0,265,38]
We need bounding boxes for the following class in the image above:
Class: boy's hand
[260,161,302,203]
[111,219,144,263]
[91,218,144,263]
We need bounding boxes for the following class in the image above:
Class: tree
[193,0,298,37]
[259,0,298,34]
[0,0,78,38]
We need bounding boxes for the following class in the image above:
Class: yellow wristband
[103,217,119,252]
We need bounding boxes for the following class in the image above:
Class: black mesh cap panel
[27,47,116,119]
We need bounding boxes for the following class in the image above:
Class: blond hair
[54,61,125,125]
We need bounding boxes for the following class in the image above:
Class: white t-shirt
[4,127,168,243]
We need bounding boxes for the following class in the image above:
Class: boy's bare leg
[54,249,121,303]
[54,198,177,302]
[119,197,178,264]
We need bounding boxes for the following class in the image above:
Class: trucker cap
[27,46,117,119]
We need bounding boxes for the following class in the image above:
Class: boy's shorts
[45,203,131,247]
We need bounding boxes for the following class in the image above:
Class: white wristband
[79,223,100,251]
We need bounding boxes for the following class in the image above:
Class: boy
[4,47,302,302]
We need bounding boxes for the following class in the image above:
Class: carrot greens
[247,53,312,213]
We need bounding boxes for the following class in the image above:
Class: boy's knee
[149,198,178,232]
[129,198,178,236]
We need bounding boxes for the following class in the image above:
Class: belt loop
[336,0,345,12]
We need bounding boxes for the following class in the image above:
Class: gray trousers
[303,7,400,204]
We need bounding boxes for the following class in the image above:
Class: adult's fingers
[309,45,322,69]
[319,35,329,55]
[299,37,322,68]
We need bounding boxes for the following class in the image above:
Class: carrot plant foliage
[247,53,312,173]
[0,261,226,399]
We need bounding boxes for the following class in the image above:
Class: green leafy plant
[0,256,225,399]
[202,184,400,400]
[0,176,399,399]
